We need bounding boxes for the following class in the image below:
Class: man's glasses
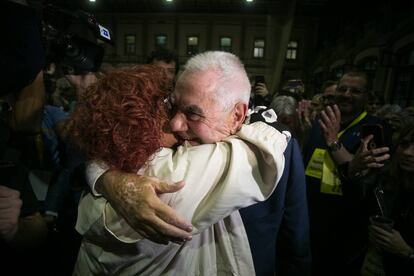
[163,93,175,115]
[336,85,366,95]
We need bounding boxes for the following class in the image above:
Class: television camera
[42,4,113,75]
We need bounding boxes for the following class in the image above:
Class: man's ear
[230,102,248,134]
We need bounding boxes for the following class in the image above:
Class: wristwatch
[327,140,342,152]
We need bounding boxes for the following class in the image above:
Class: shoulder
[238,122,290,144]
[248,107,292,133]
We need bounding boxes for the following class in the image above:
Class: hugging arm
[81,122,287,243]
[85,163,193,244]
[96,170,192,244]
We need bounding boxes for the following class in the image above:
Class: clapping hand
[298,100,312,130]
[319,105,341,146]
[348,135,390,178]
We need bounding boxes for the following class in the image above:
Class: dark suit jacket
[240,114,311,276]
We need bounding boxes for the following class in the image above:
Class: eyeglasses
[163,93,175,115]
[336,85,366,95]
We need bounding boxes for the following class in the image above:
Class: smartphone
[360,124,385,150]
[255,75,266,85]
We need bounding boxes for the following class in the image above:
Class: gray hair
[179,51,251,111]
[270,95,298,116]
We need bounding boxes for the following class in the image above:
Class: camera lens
[66,43,80,57]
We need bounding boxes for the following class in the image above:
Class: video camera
[42,4,112,75]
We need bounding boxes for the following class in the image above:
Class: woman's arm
[90,122,287,242]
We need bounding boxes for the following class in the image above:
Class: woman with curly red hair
[70,64,289,275]
[69,65,174,174]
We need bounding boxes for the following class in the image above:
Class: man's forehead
[340,76,366,87]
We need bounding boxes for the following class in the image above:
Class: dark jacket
[240,110,311,276]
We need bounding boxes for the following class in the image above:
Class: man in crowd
[321,80,337,107]
[303,71,391,276]
[147,47,179,84]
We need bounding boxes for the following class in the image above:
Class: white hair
[179,51,251,111]
[270,95,298,116]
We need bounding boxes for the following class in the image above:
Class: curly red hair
[68,65,171,173]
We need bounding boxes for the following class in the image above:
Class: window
[125,35,136,55]
[253,39,265,58]
[220,37,232,52]
[155,35,167,47]
[187,36,199,56]
[286,41,298,60]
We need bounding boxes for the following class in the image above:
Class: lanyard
[337,111,367,139]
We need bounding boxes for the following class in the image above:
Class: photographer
[250,76,272,108]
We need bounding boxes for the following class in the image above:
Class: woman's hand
[97,171,193,244]
[369,225,413,257]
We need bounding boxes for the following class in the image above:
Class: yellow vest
[305,111,367,196]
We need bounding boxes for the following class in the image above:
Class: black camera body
[42,4,112,75]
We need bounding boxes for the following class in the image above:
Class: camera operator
[1,0,49,274]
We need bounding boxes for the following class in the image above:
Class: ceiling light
[246,0,254,2]
[89,0,96,2]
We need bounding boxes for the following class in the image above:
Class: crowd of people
[2,1,414,276]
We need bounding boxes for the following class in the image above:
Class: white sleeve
[96,121,288,242]
[166,121,288,233]
[85,161,110,196]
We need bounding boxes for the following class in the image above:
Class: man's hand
[65,73,97,97]
[97,170,193,244]
[298,100,312,130]
[254,83,269,98]
[0,186,22,242]
[348,135,390,178]
[319,105,341,145]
